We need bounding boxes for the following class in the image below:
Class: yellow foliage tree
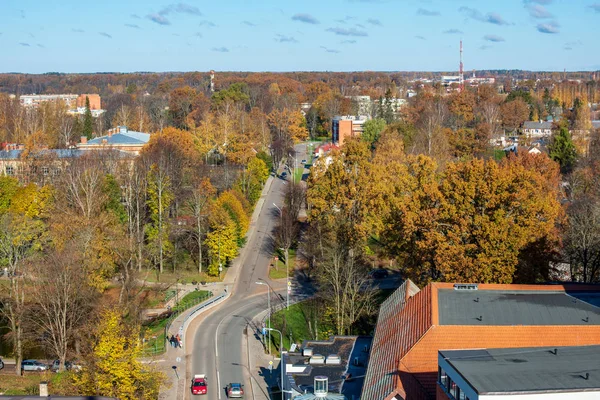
[74,308,165,399]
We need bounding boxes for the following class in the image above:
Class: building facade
[332,116,368,146]
[77,126,151,155]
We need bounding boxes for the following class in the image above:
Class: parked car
[21,360,48,372]
[0,357,4,370]
[191,374,208,395]
[370,269,389,279]
[227,382,244,398]
[51,360,82,372]
[301,159,307,164]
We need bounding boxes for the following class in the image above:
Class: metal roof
[438,289,600,325]
[0,148,133,160]
[440,345,600,394]
[88,132,149,145]
[523,121,553,130]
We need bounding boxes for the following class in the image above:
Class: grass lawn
[293,167,304,183]
[0,371,66,395]
[269,249,296,280]
[140,269,223,285]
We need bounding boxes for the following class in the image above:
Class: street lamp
[256,280,272,354]
[266,327,287,398]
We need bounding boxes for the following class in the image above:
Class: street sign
[176,357,181,363]
[262,327,267,336]
[287,286,292,293]
[268,360,273,371]
[287,281,291,286]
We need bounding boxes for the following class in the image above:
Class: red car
[191,374,208,395]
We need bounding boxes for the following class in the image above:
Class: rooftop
[438,289,600,326]
[0,148,132,160]
[523,121,553,129]
[86,126,150,146]
[440,345,600,394]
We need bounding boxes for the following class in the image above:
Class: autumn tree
[187,177,216,274]
[146,164,174,274]
[74,308,165,399]
[205,205,238,276]
[500,98,530,132]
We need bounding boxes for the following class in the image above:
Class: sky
[1,0,599,73]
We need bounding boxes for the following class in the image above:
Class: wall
[77,94,102,110]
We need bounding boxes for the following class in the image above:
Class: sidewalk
[247,310,280,400]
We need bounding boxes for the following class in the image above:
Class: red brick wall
[436,385,452,400]
[399,325,600,399]
[77,94,101,110]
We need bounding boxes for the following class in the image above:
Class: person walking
[170,335,176,348]
[175,334,181,348]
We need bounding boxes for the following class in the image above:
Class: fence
[140,290,213,356]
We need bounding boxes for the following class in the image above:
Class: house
[313,143,339,158]
[281,336,372,400]
[332,116,368,146]
[522,121,553,137]
[438,345,600,400]
[77,126,150,155]
[362,280,600,400]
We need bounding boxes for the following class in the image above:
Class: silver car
[227,382,244,398]
[21,360,48,371]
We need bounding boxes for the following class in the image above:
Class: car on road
[191,374,208,395]
[301,159,306,164]
[280,171,287,179]
[51,360,82,372]
[227,382,244,398]
[21,360,48,372]
[0,357,4,370]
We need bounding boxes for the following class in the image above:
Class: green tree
[549,122,577,173]
[361,118,387,146]
[74,308,165,399]
[82,96,94,140]
[205,206,238,276]
[102,174,127,224]
[146,164,174,274]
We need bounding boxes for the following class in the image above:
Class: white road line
[214,299,264,400]
[217,370,222,400]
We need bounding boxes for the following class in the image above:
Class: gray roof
[438,289,600,325]
[592,120,600,129]
[440,345,600,394]
[88,127,150,145]
[523,121,553,130]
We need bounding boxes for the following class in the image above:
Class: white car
[21,360,48,371]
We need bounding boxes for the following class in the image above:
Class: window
[438,367,447,387]
[42,166,49,175]
[5,166,14,176]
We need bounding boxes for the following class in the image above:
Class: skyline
[2,0,600,73]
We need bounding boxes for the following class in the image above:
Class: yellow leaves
[267,108,309,143]
[74,308,165,399]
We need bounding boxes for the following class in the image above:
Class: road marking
[217,370,221,400]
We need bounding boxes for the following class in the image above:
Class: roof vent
[303,347,313,357]
[309,355,325,365]
[120,126,128,134]
[325,354,341,365]
[454,283,478,291]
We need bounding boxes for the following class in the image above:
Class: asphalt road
[188,143,310,400]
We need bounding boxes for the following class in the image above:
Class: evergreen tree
[82,96,94,140]
[377,96,385,120]
[383,88,396,124]
[549,122,577,173]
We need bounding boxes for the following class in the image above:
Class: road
[188,143,310,400]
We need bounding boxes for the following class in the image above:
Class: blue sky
[1,0,599,73]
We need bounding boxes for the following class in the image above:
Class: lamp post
[266,327,286,398]
[256,280,272,354]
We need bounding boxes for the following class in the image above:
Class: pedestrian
[175,334,181,348]
[170,335,176,348]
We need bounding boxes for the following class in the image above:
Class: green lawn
[141,269,223,285]
[293,167,304,183]
[269,249,296,280]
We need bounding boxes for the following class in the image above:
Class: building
[441,76,462,86]
[332,116,368,146]
[438,345,600,400]
[77,126,151,155]
[76,94,101,110]
[362,280,600,400]
[19,94,78,108]
[522,121,553,137]
[345,96,373,117]
[281,336,372,400]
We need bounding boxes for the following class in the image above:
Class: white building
[19,94,79,108]
[522,121,553,137]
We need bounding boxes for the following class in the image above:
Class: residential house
[438,345,600,400]
[281,336,372,400]
[522,121,552,137]
[362,280,600,400]
[77,126,150,155]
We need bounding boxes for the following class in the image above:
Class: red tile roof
[363,280,600,400]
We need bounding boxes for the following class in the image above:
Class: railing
[140,291,213,356]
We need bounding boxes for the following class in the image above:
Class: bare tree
[275,207,299,279]
[60,154,107,219]
[564,198,600,282]
[25,243,95,372]
[284,181,305,221]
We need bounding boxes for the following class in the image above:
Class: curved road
[187,143,310,400]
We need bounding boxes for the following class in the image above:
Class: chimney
[108,128,113,138]
[80,136,87,144]
[39,381,49,397]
